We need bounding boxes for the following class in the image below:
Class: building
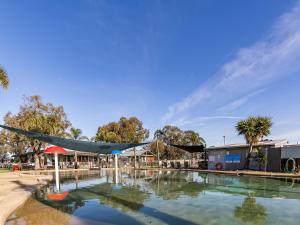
[120,149,156,167]
[206,140,288,172]
[45,149,99,169]
[18,148,99,169]
[281,144,300,172]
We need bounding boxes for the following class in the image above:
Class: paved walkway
[0,172,52,225]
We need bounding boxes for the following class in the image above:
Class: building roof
[120,149,155,157]
[206,139,288,151]
[63,149,98,156]
[282,144,300,148]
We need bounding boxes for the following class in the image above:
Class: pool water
[6,170,300,225]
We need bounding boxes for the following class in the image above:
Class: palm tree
[0,66,9,89]
[236,116,272,169]
[67,128,89,141]
[67,127,89,169]
[234,194,267,224]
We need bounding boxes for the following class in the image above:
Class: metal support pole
[157,140,160,168]
[54,152,60,192]
[74,151,78,169]
[115,154,118,184]
[145,152,148,168]
[265,148,268,172]
[134,147,136,169]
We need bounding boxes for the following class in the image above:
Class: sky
[1,0,300,146]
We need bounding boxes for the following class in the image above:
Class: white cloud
[162,1,300,123]
[217,88,266,113]
[172,115,243,127]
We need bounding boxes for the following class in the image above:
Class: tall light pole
[223,136,226,146]
[156,140,160,168]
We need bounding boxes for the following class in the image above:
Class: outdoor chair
[170,161,175,168]
[198,161,202,168]
[184,161,189,168]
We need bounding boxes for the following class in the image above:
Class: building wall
[266,147,281,172]
[281,145,300,159]
[207,146,281,172]
[207,150,226,170]
[224,148,247,170]
[208,148,247,170]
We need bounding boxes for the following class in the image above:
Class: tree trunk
[244,144,253,170]
[40,154,45,169]
[34,153,41,170]
[134,147,136,169]
[34,143,42,170]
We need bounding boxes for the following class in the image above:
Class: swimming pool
[6,170,300,225]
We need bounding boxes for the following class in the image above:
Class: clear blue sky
[1,0,300,146]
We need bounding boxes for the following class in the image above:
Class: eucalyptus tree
[95,117,149,169]
[1,95,71,169]
[183,130,206,146]
[236,116,272,169]
[154,125,205,159]
[0,65,9,89]
[95,117,149,143]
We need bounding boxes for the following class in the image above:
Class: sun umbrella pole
[54,152,60,192]
[115,153,118,184]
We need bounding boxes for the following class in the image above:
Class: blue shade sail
[0,125,148,154]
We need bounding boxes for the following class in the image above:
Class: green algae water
[6,170,300,225]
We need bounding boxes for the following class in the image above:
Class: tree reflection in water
[37,183,149,214]
[234,194,267,225]
[148,172,205,200]
[94,183,149,212]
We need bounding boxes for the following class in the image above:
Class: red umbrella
[47,192,69,201]
[44,146,67,192]
[44,146,67,154]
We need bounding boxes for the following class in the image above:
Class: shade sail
[0,125,148,154]
[171,144,205,153]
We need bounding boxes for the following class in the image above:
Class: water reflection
[34,171,150,214]
[148,172,205,199]
[234,194,267,225]
[6,170,300,225]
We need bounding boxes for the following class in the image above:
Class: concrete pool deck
[0,172,52,225]
[190,169,300,178]
[136,167,300,178]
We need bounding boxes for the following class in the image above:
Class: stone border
[0,172,52,225]
[136,167,300,178]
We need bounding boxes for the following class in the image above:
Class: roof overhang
[171,144,206,153]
